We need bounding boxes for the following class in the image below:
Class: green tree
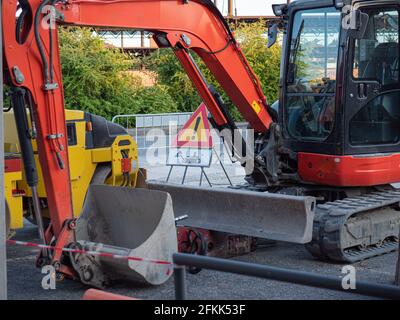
[234,20,282,105]
[129,85,178,114]
[59,27,177,119]
[144,50,202,112]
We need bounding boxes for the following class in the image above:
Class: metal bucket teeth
[147,182,316,244]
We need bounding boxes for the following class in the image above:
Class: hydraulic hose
[34,0,51,83]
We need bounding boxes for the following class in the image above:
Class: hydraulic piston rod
[11,87,46,245]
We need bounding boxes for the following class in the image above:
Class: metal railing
[112,112,250,155]
[112,112,193,150]
[173,253,400,300]
[112,112,193,130]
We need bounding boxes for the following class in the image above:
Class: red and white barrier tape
[6,239,173,266]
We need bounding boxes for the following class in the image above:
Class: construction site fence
[112,112,248,152]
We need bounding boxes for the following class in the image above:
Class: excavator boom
[59,0,273,132]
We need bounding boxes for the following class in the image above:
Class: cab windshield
[285,7,341,141]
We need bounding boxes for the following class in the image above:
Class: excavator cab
[275,0,400,187]
[257,0,400,262]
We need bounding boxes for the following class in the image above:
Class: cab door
[345,7,400,155]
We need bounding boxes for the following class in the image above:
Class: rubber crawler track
[305,189,400,263]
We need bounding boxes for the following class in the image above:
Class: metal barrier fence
[173,253,400,300]
[112,112,250,155]
[112,112,193,150]
[112,112,193,129]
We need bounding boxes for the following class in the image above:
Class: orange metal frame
[59,0,273,132]
[3,0,76,269]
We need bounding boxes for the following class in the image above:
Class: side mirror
[268,24,279,48]
[348,10,370,39]
[334,0,351,10]
[272,4,288,17]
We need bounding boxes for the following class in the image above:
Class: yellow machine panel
[4,109,138,230]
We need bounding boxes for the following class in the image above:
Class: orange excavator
[3,0,400,286]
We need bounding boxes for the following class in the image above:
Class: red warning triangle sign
[173,103,213,149]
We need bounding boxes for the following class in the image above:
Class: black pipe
[173,253,400,300]
[10,87,38,187]
[11,87,47,247]
[34,0,51,83]
[174,266,187,300]
[16,6,28,44]
[396,229,400,286]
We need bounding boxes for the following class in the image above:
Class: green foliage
[142,51,202,112]
[129,85,178,114]
[55,21,281,120]
[235,20,282,105]
[59,27,177,119]
[142,20,282,119]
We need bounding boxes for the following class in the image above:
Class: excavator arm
[59,0,273,133]
[3,0,76,273]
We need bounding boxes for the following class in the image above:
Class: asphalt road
[6,221,398,300]
[5,151,400,300]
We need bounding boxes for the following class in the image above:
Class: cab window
[350,9,400,146]
[285,7,341,141]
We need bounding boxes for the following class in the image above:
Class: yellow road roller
[4,109,139,237]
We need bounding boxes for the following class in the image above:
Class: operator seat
[361,42,399,118]
[362,42,398,85]
[369,43,400,118]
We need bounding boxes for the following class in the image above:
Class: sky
[215,0,288,16]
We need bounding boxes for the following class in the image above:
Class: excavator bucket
[147,182,316,244]
[72,185,177,288]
